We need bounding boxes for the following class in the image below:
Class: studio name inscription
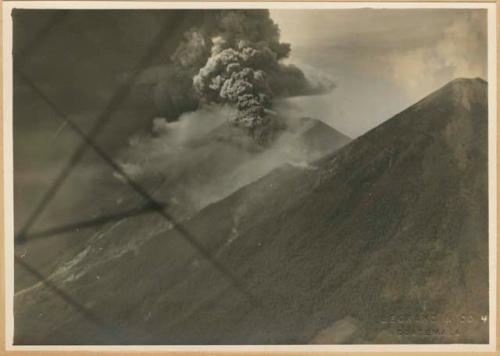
[380,313,488,337]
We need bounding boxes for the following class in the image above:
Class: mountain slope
[14,78,489,345]
[14,115,350,293]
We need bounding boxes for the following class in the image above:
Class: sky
[270,9,488,137]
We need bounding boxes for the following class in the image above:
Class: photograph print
[4,1,496,349]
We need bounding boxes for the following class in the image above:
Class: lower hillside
[15,78,489,344]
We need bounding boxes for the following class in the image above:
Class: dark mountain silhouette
[14,78,489,345]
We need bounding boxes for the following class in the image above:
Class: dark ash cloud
[140,10,331,144]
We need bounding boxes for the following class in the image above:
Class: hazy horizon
[271,9,488,137]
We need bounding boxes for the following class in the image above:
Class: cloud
[136,10,329,144]
[380,11,487,96]
[270,9,487,136]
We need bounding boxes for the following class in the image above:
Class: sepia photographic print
[2,1,497,352]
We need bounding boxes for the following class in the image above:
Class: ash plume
[193,37,274,143]
[142,10,332,144]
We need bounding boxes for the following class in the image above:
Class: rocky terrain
[14,78,489,345]
[14,116,349,291]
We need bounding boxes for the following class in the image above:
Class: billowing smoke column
[193,37,274,142]
[151,10,329,144]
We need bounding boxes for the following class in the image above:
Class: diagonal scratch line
[15,68,166,227]
[16,70,266,312]
[13,10,69,65]
[21,201,167,242]
[16,14,184,239]
[14,255,110,332]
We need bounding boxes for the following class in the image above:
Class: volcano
[14,78,489,345]
[14,115,350,295]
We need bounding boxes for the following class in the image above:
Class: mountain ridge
[14,78,489,345]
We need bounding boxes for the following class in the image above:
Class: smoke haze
[138,10,331,144]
